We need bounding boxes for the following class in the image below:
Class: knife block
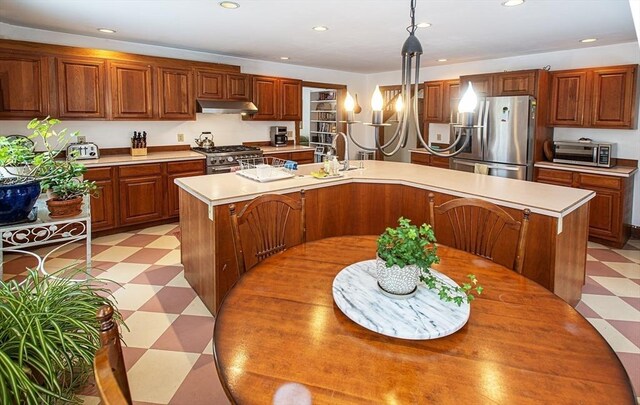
[130,147,148,156]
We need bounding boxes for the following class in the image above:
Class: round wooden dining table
[213,236,634,404]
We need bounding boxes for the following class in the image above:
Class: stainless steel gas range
[192,145,263,174]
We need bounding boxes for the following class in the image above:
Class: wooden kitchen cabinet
[248,76,302,121]
[424,81,444,122]
[56,56,107,119]
[443,80,460,123]
[493,70,537,96]
[118,164,165,225]
[460,74,494,98]
[0,51,50,119]
[167,160,206,217]
[84,167,117,232]
[195,69,250,101]
[549,65,637,129]
[226,73,250,100]
[410,151,451,169]
[109,61,155,119]
[534,167,634,247]
[158,66,194,120]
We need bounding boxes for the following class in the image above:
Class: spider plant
[0,268,122,404]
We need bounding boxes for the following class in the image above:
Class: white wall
[0,23,368,149]
[363,42,640,226]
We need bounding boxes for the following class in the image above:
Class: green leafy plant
[377,217,483,305]
[0,268,123,404]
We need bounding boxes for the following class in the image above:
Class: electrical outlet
[76,135,87,143]
[436,133,442,141]
[177,133,185,142]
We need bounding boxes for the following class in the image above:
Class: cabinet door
[84,167,116,231]
[424,81,444,122]
[279,79,302,121]
[410,152,430,166]
[430,155,451,169]
[590,66,636,128]
[443,80,460,123]
[494,71,536,96]
[57,57,107,119]
[226,73,250,100]
[0,52,49,119]
[196,69,225,99]
[109,61,154,119]
[251,76,279,120]
[118,164,164,225]
[586,189,621,240]
[460,74,493,98]
[166,160,205,217]
[158,66,194,120]
[549,70,588,126]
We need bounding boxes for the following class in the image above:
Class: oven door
[207,165,238,175]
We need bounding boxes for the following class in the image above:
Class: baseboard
[631,225,640,239]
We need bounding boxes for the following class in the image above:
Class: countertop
[260,145,315,154]
[534,161,638,178]
[409,148,452,155]
[82,151,205,168]
[175,160,594,222]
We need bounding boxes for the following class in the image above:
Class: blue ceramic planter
[0,180,41,224]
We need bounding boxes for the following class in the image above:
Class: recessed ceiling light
[219,1,239,9]
[280,56,290,60]
[502,0,525,6]
[97,28,116,34]
[416,22,431,28]
[312,26,329,32]
[580,38,597,43]
[437,58,447,62]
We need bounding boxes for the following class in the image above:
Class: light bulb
[371,86,383,111]
[458,83,478,113]
[395,95,403,112]
[344,92,355,112]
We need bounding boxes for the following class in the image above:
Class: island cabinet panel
[424,81,444,122]
[460,73,494,97]
[251,76,279,120]
[109,61,155,119]
[225,73,250,101]
[166,160,205,217]
[493,70,537,96]
[84,167,117,232]
[56,57,107,119]
[279,79,302,121]
[0,52,49,119]
[158,66,194,120]
[118,164,165,225]
[196,69,225,99]
[590,66,636,128]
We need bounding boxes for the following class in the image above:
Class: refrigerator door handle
[453,160,520,172]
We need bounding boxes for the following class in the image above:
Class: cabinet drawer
[535,168,573,185]
[118,163,162,178]
[411,152,430,166]
[167,159,205,174]
[430,156,451,169]
[291,151,314,164]
[265,152,291,161]
[84,167,112,181]
[578,173,621,190]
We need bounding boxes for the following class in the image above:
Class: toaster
[67,142,100,160]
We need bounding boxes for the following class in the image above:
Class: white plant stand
[0,196,91,281]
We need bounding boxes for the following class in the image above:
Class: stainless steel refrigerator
[449,95,535,181]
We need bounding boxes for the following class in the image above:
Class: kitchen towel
[474,163,489,175]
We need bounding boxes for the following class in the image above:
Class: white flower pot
[376,256,420,295]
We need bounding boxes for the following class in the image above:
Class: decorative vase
[46,196,83,218]
[375,255,420,296]
[0,180,41,224]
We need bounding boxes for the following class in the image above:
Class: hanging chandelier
[342,0,479,158]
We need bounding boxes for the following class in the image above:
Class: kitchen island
[175,161,594,314]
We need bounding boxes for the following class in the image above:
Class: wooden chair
[229,190,306,276]
[428,193,530,273]
[93,304,132,405]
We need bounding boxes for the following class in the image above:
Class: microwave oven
[553,141,615,168]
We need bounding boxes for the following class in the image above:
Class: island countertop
[176,160,594,221]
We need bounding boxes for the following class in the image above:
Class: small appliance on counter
[131,131,147,156]
[195,132,215,149]
[67,141,99,160]
[553,139,615,168]
[270,126,288,147]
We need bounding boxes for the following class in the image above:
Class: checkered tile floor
[2,224,639,403]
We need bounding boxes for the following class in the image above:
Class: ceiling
[0,0,636,73]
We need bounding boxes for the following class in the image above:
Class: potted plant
[376,217,482,305]
[0,117,95,221]
[0,268,123,404]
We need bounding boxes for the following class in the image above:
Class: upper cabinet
[56,56,107,119]
[423,80,459,124]
[158,66,194,120]
[493,70,537,96]
[549,65,637,129]
[0,51,50,119]
[195,69,250,101]
[460,74,494,98]
[109,61,155,120]
[248,76,301,121]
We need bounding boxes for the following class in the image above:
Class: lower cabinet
[535,167,633,248]
[264,150,315,165]
[410,152,451,169]
[84,159,205,233]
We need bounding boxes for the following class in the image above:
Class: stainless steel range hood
[196,100,258,115]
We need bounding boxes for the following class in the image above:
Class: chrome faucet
[332,132,351,171]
